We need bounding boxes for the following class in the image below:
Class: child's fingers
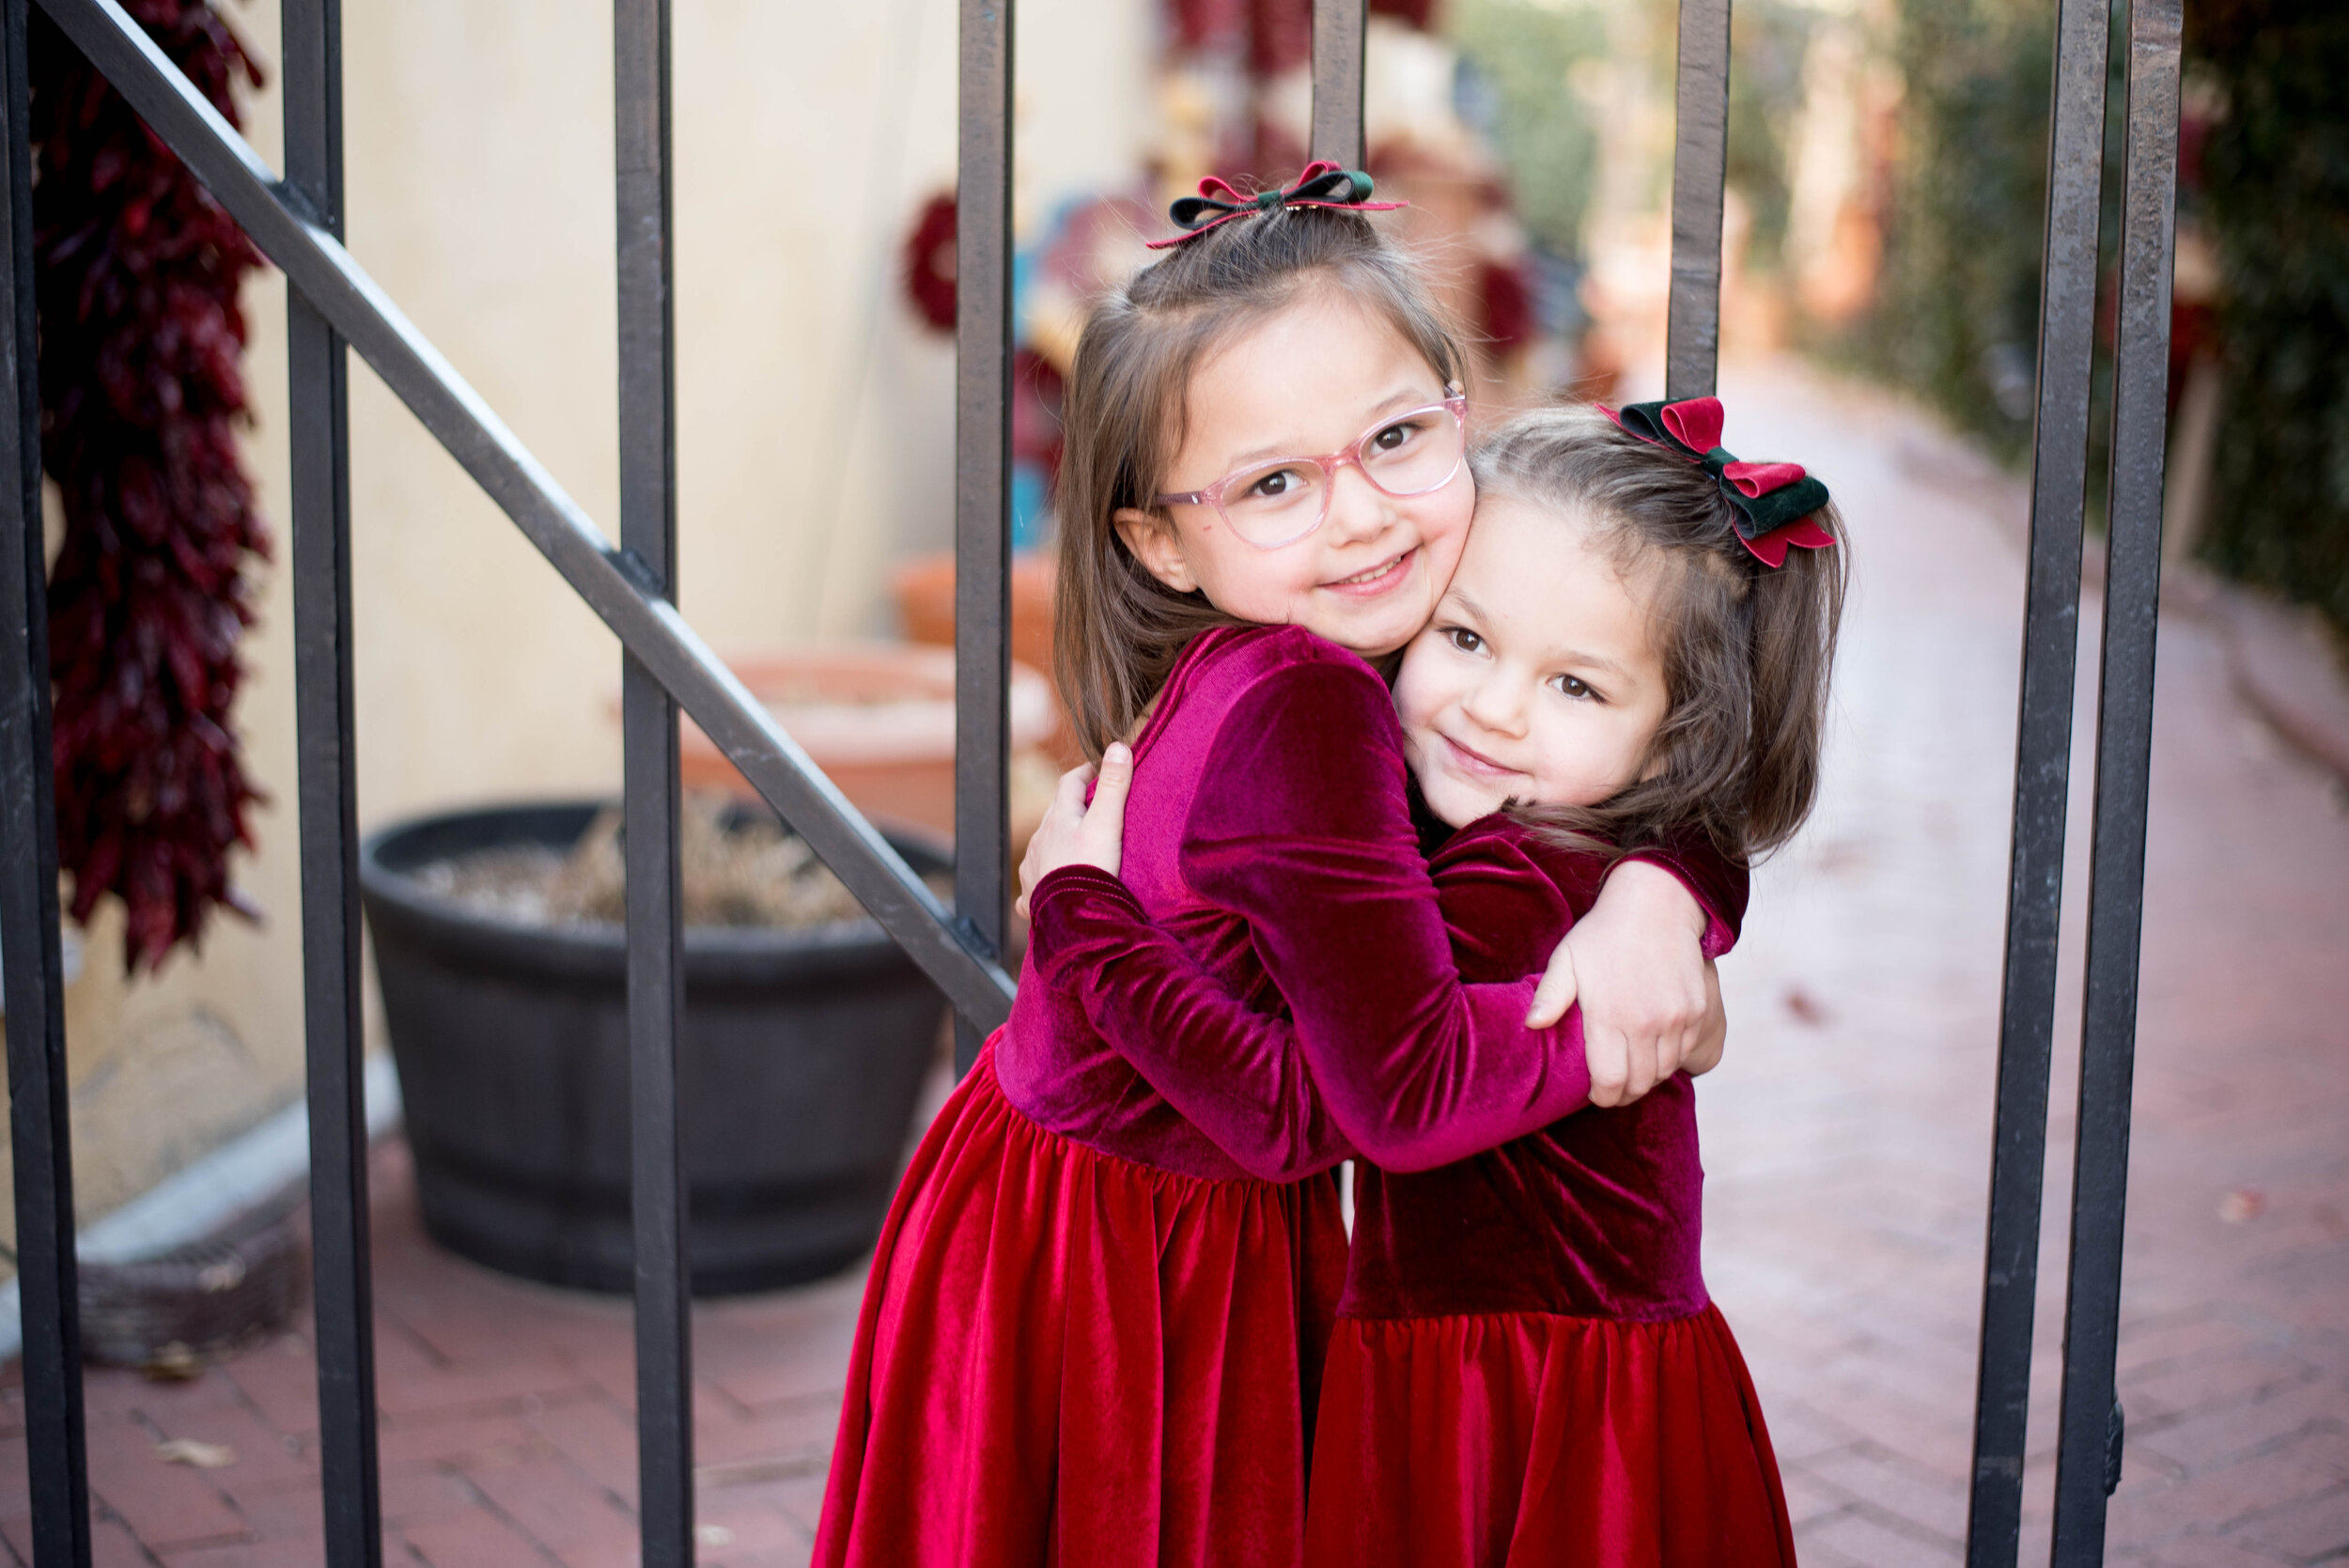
[1526,933,1579,1028]
[1619,1033,1661,1105]
[1683,963,1727,1076]
[1089,744,1132,819]
[1081,743,1134,859]
[1054,763,1097,817]
[1584,1024,1629,1108]
[1014,832,1044,919]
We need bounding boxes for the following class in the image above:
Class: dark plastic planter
[359,801,947,1296]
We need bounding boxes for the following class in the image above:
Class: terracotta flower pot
[676,644,1057,849]
[892,552,1082,766]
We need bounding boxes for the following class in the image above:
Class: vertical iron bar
[2048,0,2182,1558]
[615,0,691,1560]
[954,0,1012,1076]
[1664,0,1731,400]
[0,3,92,1561]
[1309,0,1364,170]
[284,0,380,1560]
[1962,0,2112,1558]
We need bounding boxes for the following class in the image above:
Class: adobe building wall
[0,0,1157,1257]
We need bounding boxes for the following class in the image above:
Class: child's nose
[1322,462,1388,545]
[1462,675,1527,737]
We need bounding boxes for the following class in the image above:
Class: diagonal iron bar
[28,0,1016,1030]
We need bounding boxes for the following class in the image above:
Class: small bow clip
[1604,397,1835,568]
[1146,162,1408,250]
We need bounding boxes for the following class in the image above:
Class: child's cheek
[1422,492,1476,592]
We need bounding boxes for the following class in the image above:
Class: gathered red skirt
[1305,1305,1797,1568]
[814,1047,1348,1568]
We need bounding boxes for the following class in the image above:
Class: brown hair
[1471,404,1847,862]
[1052,201,1470,760]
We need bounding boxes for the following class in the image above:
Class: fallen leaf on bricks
[2218,1188,2264,1224]
[142,1342,203,1382]
[1814,840,1872,876]
[155,1438,237,1469]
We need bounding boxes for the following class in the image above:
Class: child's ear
[1113,507,1199,594]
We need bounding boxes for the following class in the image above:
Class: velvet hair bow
[1145,161,1408,250]
[1603,397,1836,568]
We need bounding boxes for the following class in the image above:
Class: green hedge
[1843,0,2058,463]
[2192,1,2349,635]
[1857,0,2349,634]
[1445,0,1610,262]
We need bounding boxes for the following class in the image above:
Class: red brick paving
[0,1135,868,1568]
[0,363,2343,1565]
[1701,363,2349,1566]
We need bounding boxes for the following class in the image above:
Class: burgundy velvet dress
[815,625,1621,1568]
[1027,817,1796,1568]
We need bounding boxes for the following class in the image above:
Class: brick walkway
[3,361,2344,1565]
[1703,362,2349,1567]
[1,1134,866,1567]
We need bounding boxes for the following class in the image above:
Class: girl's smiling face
[1393,493,1672,829]
[1112,282,1474,660]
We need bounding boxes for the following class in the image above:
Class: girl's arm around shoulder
[1608,830,1750,959]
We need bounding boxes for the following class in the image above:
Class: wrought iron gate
[0,0,2183,1563]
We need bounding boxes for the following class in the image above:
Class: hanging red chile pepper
[29,1,269,973]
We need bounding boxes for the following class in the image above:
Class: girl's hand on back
[1525,861,1722,1106]
[1015,743,1135,920]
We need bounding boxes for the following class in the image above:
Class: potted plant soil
[359,795,950,1295]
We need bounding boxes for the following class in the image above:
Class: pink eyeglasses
[1153,394,1470,550]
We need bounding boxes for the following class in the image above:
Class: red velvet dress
[815,626,1628,1568]
[1027,817,1795,1568]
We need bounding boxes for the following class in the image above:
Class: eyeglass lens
[1220,407,1463,545]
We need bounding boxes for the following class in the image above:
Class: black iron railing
[0,0,2182,1563]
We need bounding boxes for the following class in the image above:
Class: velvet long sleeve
[1032,651,1597,1174]
[1615,831,1749,959]
[1029,829,1748,1181]
[1027,865,1356,1181]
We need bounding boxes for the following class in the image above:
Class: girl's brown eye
[1555,675,1594,700]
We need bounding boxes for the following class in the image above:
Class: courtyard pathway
[4,359,2344,1566]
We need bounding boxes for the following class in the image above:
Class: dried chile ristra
[30,1,269,972]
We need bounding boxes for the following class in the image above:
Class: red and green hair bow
[1146,162,1407,250]
[1603,396,1836,568]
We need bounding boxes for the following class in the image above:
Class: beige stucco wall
[1,0,1157,1250]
